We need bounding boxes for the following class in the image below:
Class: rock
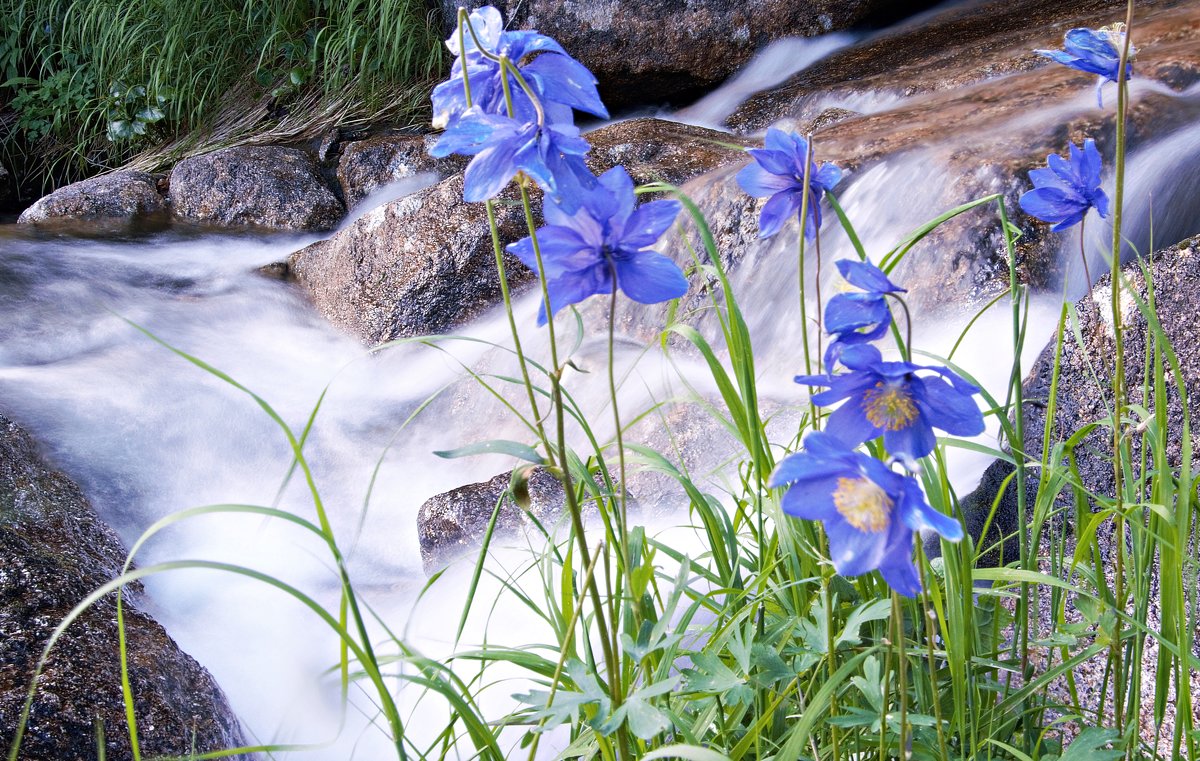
[337,133,463,210]
[290,118,746,345]
[1022,233,1200,501]
[290,173,534,344]
[0,162,12,209]
[924,459,1024,568]
[679,0,1200,314]
[440,0,898,108]
[0,413,251,760]
[16,171,166,224]
[417,467,567,572]
[170,146,343,231]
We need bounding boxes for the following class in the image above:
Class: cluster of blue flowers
[430,6,688,320]
[767,255,979,595]
[1020,26,1132,234]
[428,10,1132,599]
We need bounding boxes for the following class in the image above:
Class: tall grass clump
[0,0,444,191]
[8,2,1199,760]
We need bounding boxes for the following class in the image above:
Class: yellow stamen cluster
[833,476,892,533]
[862,381,918,431]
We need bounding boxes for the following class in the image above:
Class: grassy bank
[0,0,444,198]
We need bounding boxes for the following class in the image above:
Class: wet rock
[0,413,251,760]
[924,459,1024,568]
[440,0,896,108]
[290,118,746,345]
[417,467,567,572]
[337,133,462,210]
[696,0,1200,313]
[170,146,343,231]
[16,171,166,224]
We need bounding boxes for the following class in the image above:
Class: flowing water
[4,24,1200,761]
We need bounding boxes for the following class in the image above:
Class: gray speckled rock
[0,412,252,760]
[417,468,566,572]
[16,171,166,224]
[290,118,746,345]
[337,134,462,210]
[440,0,894,107]
[170,146,343,231]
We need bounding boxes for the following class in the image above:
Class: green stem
[1109,0,1135,733]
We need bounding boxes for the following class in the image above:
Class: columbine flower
[824,259,905,367]
[796,344,984,460]
[429,107,595,209]
[1018,138,1109,231]
[431,5,607,131]
[769,431,962,596]
[736,128,841,240]
[1037,25,1134,108]
[506,166,687,324]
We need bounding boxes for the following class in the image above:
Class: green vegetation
[0,0,444,194]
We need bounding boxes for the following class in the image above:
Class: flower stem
[1079,216,1094,293]
[1109,0,1134,733]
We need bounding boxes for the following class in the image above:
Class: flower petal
[1019,186,1086,226]
[825,515,889,577]
[915,375,985,436]
[614,251,688,304]
[778,474,842,520]
[835,259,904,293]
[620,199,681,249]
[736,162,795,197]
[757,189,802,239]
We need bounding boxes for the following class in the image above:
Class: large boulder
[16,171,166,225]
[170,146,344,231]
[0,413,251,760]
[290,118,748,345]
[439,0,901,108]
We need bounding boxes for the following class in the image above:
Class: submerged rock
[0,413,251,760]
[438,0,897,107]
[417,467,566,572]
[16,171,166,225]
[170,146,343,231]
[290,118,747,345]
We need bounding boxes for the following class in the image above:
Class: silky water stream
[3,55,1200,761]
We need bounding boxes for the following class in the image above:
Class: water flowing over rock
[0,413,251,760]
[337,133,462,210]
[439,0,898,107]
[16,171,166,225]
[170,146,343,231]
[691,0,1200,315]
[417,467,566,572]
[290,118,748,345]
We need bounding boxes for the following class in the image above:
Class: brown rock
[291,118,746,344]
[337,134,462,210]
[17,171,166,224]
[170,146,343,231]
[440,0,898,108]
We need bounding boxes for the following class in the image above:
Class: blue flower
[506,166,687,324]
[1018,139,1110,232]
[736,128,841,240]
[824,260,905,367]
[769,431,962,596]
[430,107,595,210]
[796,344,985,460]
[1037,26,1133,108]
[431,5,607,131]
